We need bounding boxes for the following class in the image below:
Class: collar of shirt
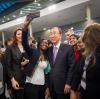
[53,41,61,50]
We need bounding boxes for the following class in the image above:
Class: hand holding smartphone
[23,12,40,30]
[26,12,40,21]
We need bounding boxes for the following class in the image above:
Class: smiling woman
[5,28,29,99]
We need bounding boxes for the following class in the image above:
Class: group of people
[0,14,100,99]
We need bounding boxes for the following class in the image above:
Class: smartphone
[27,12,40,20]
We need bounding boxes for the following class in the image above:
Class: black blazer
[5,45,26,85]
[71,53,85,91]
[22,29,49,88]
[85,46,100,99]
[48,43,75,94]
[22,29,40,77]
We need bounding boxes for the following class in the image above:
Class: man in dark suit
[48,27,75,99]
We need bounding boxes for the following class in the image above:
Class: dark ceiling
[0,0,64,24]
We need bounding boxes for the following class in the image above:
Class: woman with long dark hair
[22,15,50,99]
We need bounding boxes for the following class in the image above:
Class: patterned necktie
[53,46,57,63]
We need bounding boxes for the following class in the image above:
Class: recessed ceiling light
[7,18,10,20]
[27,8,31,10]
[37,3,41,6]
[34,0,37,3]
[48,4,56,10]
[13,15,16,18]
[43,28,47,30]
[20,11,23,14]
[2,20,5,23]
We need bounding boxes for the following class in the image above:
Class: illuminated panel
[0,2,15,13]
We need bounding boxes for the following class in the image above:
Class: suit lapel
[86,56,94,72]
[49,46,54,66]
[13,45,22,57]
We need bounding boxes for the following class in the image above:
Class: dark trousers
[0,93,6,99]
[80,87,86,99]
[12,89,24,99]
[24,83,45,99]
[50,84,70,99]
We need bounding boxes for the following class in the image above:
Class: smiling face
[39,39,49,51]
[65,31,72,41]
[49,27,62,45]
[15,30,22,42]
[77,37,85,50]
[70,35,78,46]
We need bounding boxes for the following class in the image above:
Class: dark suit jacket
[85,46,100,99]
[48,43,75,94]
[5,45,26,85]
[0,62,4,94]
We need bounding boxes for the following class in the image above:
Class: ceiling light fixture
[13,15,16,18]
[43,28,47,30]
[48,4,56,10]
[27,8,31,10]
[2,20,5,23]
[7,18,10,20]
[37,3,41,6]
[20,11,23,14]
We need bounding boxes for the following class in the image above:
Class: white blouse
[26,61,48,85]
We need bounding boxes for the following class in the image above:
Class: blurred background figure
[5,37,13,48]
[0,48,6,99]
[28,37,37,49]
[64,28,74,44]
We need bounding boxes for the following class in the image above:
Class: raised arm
[22,13,37,57]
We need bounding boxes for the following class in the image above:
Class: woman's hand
[64,84,71,94]
[45,88,50,99]
[21,57,29,66]
[11,77,20,90]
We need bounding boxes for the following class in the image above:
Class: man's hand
[64,84,71,94]
[45,88,50,99]
[70,90,77,99]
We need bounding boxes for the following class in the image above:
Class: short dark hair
[70,34,80,40]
